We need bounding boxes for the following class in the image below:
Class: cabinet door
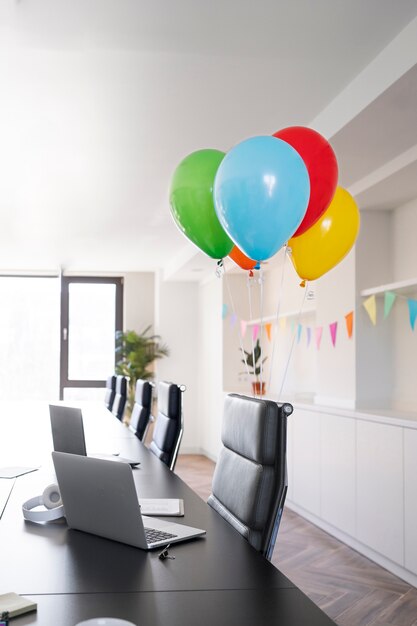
[357,420,404,565]
[404,428,417,573]
[291,408,320,516]
[321,413,356,537]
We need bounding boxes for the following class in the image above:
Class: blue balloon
[214,136,310,261]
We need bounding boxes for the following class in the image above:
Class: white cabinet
[405,428,417,573]
[356,420,404,565]
[292,408,320,516]
[287,404,417,583]
[320,413,356,537]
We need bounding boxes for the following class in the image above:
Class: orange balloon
[229,245,257,270]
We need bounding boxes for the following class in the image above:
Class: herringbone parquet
[175,454,417,626]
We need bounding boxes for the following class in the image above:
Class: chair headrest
[135,379,152,407]
[158,381,181,419]
[106,375,116,389]
[221,394,290,465]
[115,375,127,395]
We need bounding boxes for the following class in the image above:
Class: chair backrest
[111,375,128,421]
[149,381,184,471]
[104,375,116,411]
[129,379,153,441]
[207,393,293,560]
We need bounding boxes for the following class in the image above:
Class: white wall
[315,249,356,408]
[123,272,155,331]
[392,197,417,411]
[155,275,200,453]
[355,210,394,409]
[198,275,224,461]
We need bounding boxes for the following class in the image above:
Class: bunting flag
[265,323,272,341]
[315,326,323,350]
[225,291,409,351]
[345,311,354,338]
[329,321,338,347]
[363,295,377,325]
[384,291,397,319]
[407,299,417,330]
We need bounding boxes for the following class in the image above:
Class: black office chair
[111,375,128,421]
[149,381,185,471]
[207,393,293,560]
[104,375,116,411]
[129,379,154,441]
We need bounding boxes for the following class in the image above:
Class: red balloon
[273,126,338,237]
[229,245,257,270]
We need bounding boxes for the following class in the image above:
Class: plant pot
[252,381,266,396]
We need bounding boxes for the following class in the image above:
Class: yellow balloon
[289,186,360,282]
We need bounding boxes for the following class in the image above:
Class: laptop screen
[49,405,87,456]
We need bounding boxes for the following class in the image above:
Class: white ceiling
[0,1,417,278]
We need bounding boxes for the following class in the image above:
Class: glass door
[60,277,123,400]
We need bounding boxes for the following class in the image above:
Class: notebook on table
[49,405,141,468]
[52,451,206,549]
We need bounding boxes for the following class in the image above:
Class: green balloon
[170,149,234,259]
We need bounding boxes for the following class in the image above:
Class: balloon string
[278,280,308,401]
[259,266,264,396]
[223,264,251,382]
[268,244,288,391]
[247,274,256,397]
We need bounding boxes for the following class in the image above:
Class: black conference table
[0,402,335,626]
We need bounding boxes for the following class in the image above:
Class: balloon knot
[249,270,254,278]
[299,279,306,288]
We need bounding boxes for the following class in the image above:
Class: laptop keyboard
[144,527,178,544]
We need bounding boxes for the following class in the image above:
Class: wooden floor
[175,454,417,626]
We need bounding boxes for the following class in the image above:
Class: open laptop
[52,451,206,549]
[49,404,141,468]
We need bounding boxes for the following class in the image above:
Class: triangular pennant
[329,321,338,347]
[279,317,287,330]
[252,324,260,341]
[345,311,354,339]
[407,299,417,330]
[384,291,396,319]
[240,320,247,338]
[297,324,302,343]
[222,304,228,320]
[363,295,377,325]
[315,326,323,350]
[306,327,312,347]
[265,323,272,341]
[230,312,237,328]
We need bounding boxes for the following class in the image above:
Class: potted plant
[241,338,267,396]
[115,326,169,416]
